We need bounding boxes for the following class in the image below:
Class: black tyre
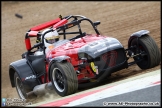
[14,72,28,99]
[130,35,161,69]
[14,72,36,100]
[50,61,78,96]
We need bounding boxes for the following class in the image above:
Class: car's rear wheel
[130,35,161,69]
[14,72,37,100]
[14,72,28,99]
[50,61,78,96]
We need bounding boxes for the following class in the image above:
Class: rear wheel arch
[9,67,17,87]
[9,59,40,97]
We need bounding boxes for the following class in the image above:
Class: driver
[34,28,60,55]
[43,28,60,53]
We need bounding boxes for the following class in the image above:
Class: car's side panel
[9,59,40,91]
[28,55,46,76]
[94,48,127,74]
[97,58,128,82]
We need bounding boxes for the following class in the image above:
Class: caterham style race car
[9,15,160,99]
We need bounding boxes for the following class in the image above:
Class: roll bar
[25,15,100,51]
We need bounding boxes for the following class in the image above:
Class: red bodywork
[44,34,107,83]
[33,34,107,84]
[25,17,106,84]
[46,34,106,61]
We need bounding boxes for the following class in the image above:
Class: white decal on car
[25,75,36,80]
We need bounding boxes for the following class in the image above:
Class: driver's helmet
[42,28,59,47]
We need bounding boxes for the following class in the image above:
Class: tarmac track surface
[33,70,160,107]
[1,1,161,104]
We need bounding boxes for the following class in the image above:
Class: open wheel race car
[9,15,161,99]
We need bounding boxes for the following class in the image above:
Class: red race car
[9,15,161,99]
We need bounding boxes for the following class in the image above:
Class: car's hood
[46,34,123,59]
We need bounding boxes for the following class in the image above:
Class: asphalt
[29,69,161,107]
[77,84,161,107]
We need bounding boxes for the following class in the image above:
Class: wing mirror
[94,21,100,26]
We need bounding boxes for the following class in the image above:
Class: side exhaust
[26,82,53,97]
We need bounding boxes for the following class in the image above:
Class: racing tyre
[14,72,28,99]
[50,61,78,96]
[130,35,161,69]
[14,72,37,100]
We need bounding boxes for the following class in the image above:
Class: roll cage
[24,15,101,53]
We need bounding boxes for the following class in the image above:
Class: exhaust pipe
[26,82,53,97]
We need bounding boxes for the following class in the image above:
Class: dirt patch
[1,1,160,104]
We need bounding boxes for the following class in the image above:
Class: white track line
[62,70,160,106]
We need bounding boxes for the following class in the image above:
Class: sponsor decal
[25,75,36,80]
[90,62,98,74]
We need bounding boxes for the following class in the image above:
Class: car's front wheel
[50,61,78,96]
[130,35,161,69]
